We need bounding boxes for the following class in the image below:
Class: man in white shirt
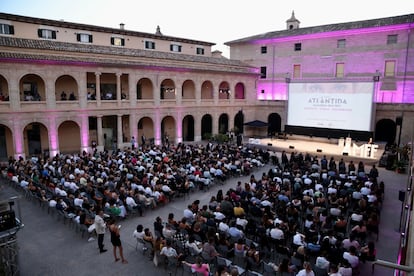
[133,224,145,240]
[73,194,84,208]
[343,246,359,268]
[315,253,330,270]
[183,205,195,222]
[160,240,180,258]
[293,232,307,247]
[218,220,230,234]
[269,224,284,240]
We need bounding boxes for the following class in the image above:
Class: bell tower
[286,11,300,30]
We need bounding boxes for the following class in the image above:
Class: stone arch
[201,81,213,100]
[182,115,195,141]
[137,78,154,100]
[218,81,230,100]
[138,116,154,144]
[0,74,10,101]
[234,110,244,134]
[268,113,282,136]
[55,75,79,101]
[201,114,213,140]
[0,124,13,161]
[160,79,176,100]
[182,80,195,99]
[161,116,176,144]
[23,122,49,156]
[375,119,396,144]
[58,120,81,153]
[218,113,229,134]
[234,82,245,99]
[20,74,46,101]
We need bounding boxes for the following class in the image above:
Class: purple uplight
[80,115,89,148]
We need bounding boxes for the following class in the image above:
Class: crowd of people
[5,139,384,275]
[130,149,383,275]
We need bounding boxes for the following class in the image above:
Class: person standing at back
[94,209,107,253]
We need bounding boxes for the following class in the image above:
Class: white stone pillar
[116,72,121,106]
[95,72,101,107]
[117,114,123,150]
[97,115,103,151]
[13,120,25,160]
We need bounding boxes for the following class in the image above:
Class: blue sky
[1,0,413,57]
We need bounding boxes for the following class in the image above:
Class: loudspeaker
[342,152,348,156]
[289,145,295,149]
[396,117,403,126]
[316,149,322,153]
[267,143,273,146]
[399,190,406,202]
[0,210,16,232]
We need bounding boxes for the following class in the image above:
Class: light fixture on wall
[373,70,381,82]
[165,87,175,93]
[285,72,291,83]
[219,88,231,94]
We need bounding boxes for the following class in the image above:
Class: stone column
[129,113,138,147]
[116,72,121,106]
[80,114,89,153]
[97,115,104,151]
[95,72,101,107]
[13,120,24,160]
[117,114,123,150]
[129,74,136,108]
[48,116,59,157]
[213,82,219,105]
[9,78,20,111]
[154,109,161,145]
[194,113,202,142]
[212,113,218,135]
[78,72,87,108]
[176,112,182,144]
[195,81,201,105]
[176,85,182,105]
[45,78,56,109]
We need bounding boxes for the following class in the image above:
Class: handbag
[153,253,159,267]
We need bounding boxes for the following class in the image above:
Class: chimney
[212,50,224,58]
[120,23,125,30]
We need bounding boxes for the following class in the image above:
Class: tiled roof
[0,37,257,74]
[0,12,214,46]
[225,14,414,45]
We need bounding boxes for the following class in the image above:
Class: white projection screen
[287,82,374,131]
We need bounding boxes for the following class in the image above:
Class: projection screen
[287,82,374,132]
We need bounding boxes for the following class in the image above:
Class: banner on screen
[287,82,374,131]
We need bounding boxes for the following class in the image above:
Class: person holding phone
[108,218,128,264]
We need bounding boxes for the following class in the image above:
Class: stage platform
[247,134,385,165]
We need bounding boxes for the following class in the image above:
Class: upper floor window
[77,33,93,43]
[111,37,125,46]
[260,67,267,79]
[337,39,346,48]
[170,44,182,52]
[145,41,155,49]
[335,63,344,78]
[0,23,14,35]
[38,28,56,39]
[387,34,398,45]
[196,47,205,55]
[293,64,301,78]
[385,60,396,77]
[294,43,302,51]
[261,46,267,54]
